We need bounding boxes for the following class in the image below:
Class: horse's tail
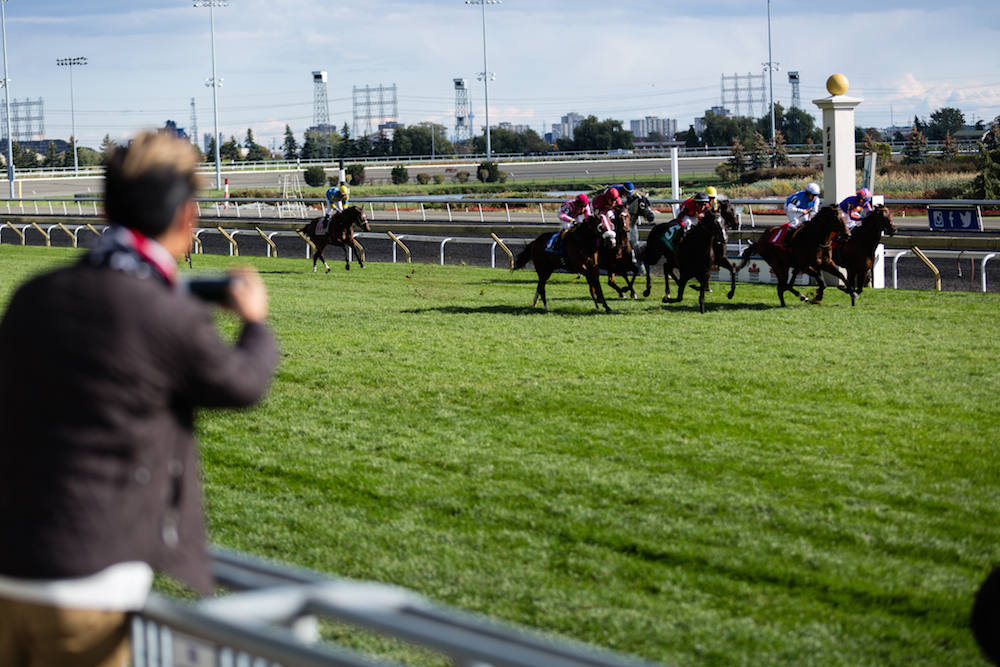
[734,240,757,272]
[513,241,535,270]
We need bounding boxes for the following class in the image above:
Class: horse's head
[869,205,896,237]
[347,206,371,232]
[629,193,656,224]
[614,206,630,235]
[717,198,738,230]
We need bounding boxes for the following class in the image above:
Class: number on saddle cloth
[768,224,793,247]
[316,216,329,236]
[660,222,683,254]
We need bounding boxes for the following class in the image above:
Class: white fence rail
[132,547,659,667]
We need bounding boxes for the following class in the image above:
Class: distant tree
[772,131,790,166]
[303,165,327,187]
[416,173,431,185]
[473,126,548,154]
[245,128,267,161]
[682,125,700,148]
[99,134,117,154]
[219,135,241,161]
[567,116,633,151]
[645,130,667,143]
[902,125,928,165]
[14,141,39,169]
[42,141,61,167]
[701,112,755,147]
[781,106,821,144]
[77,147,102,167]
[972,124,1000,198]
[454,170,470,183]
[912,115,927,136]
[927,107,965,141]
[477,160,505,183]
[940,132,960,161]
[748,131,770,170]
[281,125,298,160]
[60,138,75,168]
[727,138,746,176]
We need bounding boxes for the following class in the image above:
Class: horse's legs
[353,239,366,269]
[661,261,675,303]
[698,274,709,313]
[641,245,662,298]
[818,259,855,306]
[717,256,738,300]
[784,268,809,302]
[586,267,611,312]
[534,266,553,311]
[665,271,687,304]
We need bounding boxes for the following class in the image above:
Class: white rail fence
[132,547,659,667]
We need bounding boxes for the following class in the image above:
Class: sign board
[927,206,983,232]
[862,153,877,192]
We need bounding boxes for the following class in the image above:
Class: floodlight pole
[56,56,87,174]
[1,0,14,197]
[466,0,500,160]
[195,0,226,191]
[766,0,776,143]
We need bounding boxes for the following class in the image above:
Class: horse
[599,205,640,298]
[642,208,735,313]
[832,205,896,296]
[641,204,739,306]
[513,215,617,312]
[300,205,371,272]
[735,204,855,306]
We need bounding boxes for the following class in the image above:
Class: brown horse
[300,206,371,272]
[513,215,617,312]
[599,205,640,298]
[832,205,896,296]
[735,204,854,306]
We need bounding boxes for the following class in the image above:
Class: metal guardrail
[132,547,660,667]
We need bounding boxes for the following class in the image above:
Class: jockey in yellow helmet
[325,182,350,218]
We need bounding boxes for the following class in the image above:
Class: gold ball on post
[826,73,849,96]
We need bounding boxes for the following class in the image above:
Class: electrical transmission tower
[352,84,397,138]
[788,71,801,109]
[721,73,767,118]
[454,78,470,143]
[189,98,199,147]
[312,71,331,129]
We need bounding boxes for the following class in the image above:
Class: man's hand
[227,266,269,323]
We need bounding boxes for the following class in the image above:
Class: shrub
[432,174,445,185]
[477,161,502,183]
[303,166,327,187]
[739,166,820,185]
[416,172,431,185]
[390,165,409,185]
[346,164,365,185]
[455,171,470,183]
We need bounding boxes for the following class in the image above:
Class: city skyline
[1,0,998,149]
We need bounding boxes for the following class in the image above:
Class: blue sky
[4,0,999,149]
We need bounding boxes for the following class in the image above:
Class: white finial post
[813,74,862,206]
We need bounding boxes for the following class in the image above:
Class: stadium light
[465,0,501,160]
[1,0,14,197]
[194,0,227,190]
[56,56,87,175]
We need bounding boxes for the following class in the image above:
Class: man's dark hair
[103,131,201,238]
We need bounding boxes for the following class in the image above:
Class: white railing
[132,547,659,667]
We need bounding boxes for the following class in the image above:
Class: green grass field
[2,246,998,666]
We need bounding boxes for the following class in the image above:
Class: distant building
[629,116,677,140]
[694,106,732,136]
[551,112,584,143]
[497,121,532,134]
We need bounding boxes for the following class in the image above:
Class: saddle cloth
[544,231,564,254]
[659,222,683,254]
[768,224,794,247]
[315,217,330,236]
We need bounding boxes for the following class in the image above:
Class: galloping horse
[833,205,896,296]
[513,215,617,312]
[735,204,855,306]
[300,206,371,272]
[643,209,735,313]
[599,205,640,298]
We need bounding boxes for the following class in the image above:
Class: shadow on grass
[402,303,623,316]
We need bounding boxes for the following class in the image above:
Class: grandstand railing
[131,546,659,667]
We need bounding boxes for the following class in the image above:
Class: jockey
[705,186,720,211]
[785,182,822,229]
[839,187,873,229]
[325,182,350,218]
[677,192,711,231]
[605,181,635,204]
[592,187,623,225]
[557,193,592,229]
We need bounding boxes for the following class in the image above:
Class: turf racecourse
[1,246,998,666]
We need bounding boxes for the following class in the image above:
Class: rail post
[910,246,941,291]
[295,230,318,255]
[255,226,277,257]
[30,222,50,247]
[56,222,77,248]
[216,226,239,257]
[352,238,366,264]
[490,233,514,269]
[386,231,410,263]
[4,221,24,245]
[981,253,997,293]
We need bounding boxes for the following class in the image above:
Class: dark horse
[599,205,640,298]
[642,208,735,313]
[300,206,371,272]
[641,201,740,307]
[513,215,617,312]
[833,205,896,296]
[735,204,855,306]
